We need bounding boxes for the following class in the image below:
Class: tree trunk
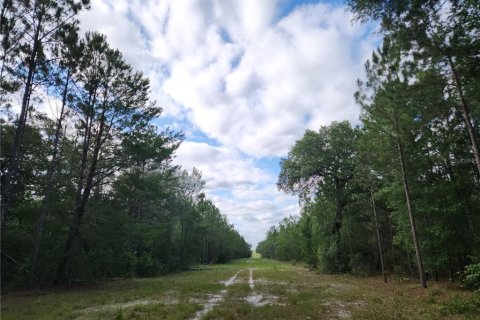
[444,158,473,231]
[180,212,188,265]
[447,56,480,175]
[203,233,208,264]
[30,71,70,279]
[333,202,342,272]
[390,218,395,271]
[1,12,43,228]
[332,178,345,272]
[371,191,387,283]
[345,221,354,268]
[56,103,106,283]
[406,251,413,278]
[74,90,97,209]
[393,116,427,288]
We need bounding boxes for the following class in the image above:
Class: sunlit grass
[251,251,261,259]
[2,258,479,319]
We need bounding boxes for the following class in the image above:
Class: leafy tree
[278,121,359,272]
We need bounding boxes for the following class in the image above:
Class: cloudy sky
[78,0,379,247]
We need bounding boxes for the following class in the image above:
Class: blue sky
[78,0,379,247]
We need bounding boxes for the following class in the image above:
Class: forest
[0,0,250,287]
[1,0,479,294]
[257,0,480,289]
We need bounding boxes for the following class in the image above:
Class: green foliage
[257,217,304,264]
[276,121,360,273]
[460,263,480,291]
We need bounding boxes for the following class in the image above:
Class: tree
[278,121,359,272]
[30,25,83,279]
[55,32,161,283]
[1,0,89,229]
[299,209,319,268]
[348,0,480,174]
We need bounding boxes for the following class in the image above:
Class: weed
[439,295,480,316]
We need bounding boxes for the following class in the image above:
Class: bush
[440,296,480,316]
[460,263,480,291]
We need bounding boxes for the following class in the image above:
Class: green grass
[2,259,479,319]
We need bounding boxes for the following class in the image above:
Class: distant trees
[257,218,304,263]
[1,1,249,287]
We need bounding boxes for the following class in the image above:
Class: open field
[2,258,479,319]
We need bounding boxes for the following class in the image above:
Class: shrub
[460,263,480,291]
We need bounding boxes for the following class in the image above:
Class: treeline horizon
[257,0,479,289]
[1,0,250,288]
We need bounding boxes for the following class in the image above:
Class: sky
[77,0,379,248]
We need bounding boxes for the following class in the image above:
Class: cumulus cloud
[79,0,377,157]
[175,141,271,190]
[174,140,299,246]
[78,0,378,246]
[211,190,299,247]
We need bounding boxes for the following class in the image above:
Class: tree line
[257,0,479,289]
[1,0,250,287]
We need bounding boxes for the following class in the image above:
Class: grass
[2,258,479,319]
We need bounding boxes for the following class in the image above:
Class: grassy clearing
[2,259,479,319]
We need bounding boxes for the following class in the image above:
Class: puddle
[336,309,351,319]
[322,301,364,319]
[191,290,227,320]
[76,298,175,319]
[243,293,284,307]
[331,303,351,319]
[254,279,289,286]
[221,271,240,287]
[191,271,241,320]
[241,269,285,307]
[249,268,254,290]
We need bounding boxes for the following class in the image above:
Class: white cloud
[174,140,298,246]
[175,141,271,190]
[80,0,377,157]
[78,0,379,247]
